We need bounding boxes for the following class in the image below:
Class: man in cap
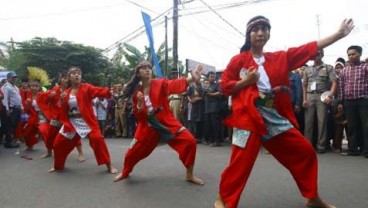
[169,68,183,121]
[1,71,22,148]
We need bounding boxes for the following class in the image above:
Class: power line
[0,2,128,21]
[103,1,245,53]
[196,0,245,37]
[123,0,160,15]
[103,8,172,53]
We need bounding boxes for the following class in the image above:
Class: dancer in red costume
[214,16,354,208]
[49,66,117,174]
[22,80,43,151]
[113,61,204,185]
[37,72,84,160]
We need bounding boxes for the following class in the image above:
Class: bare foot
[214,196,226,208]
[108,166,118,174]
[113,173,126,182]
[48,167,56,173]
[22,147,33,151]
[40,153,52,159]
[186,175,204,186]
[306,197,336,208]
[78,154,85,162]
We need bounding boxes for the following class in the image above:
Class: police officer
[302,50,337,153]
[1,71,22,148]
[169,68,182,120]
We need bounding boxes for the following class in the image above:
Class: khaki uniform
[169,94,182,120]
[303,63,336,151]
[114,94,127,137]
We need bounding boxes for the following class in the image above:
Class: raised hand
[191,65,204,83]
[339,18,354,37]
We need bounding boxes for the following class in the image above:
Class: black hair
[347,45,362,54]
[207,71,216,77]
[335,57,346,65]
[123,61,154,99]
[240,15,271,53]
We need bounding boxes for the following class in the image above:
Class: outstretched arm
[317,18,354,50]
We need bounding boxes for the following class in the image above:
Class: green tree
[2,37,111,86]
[110,42,184,85]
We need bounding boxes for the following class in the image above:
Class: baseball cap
[7,71,17,78]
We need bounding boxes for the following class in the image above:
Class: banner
[141,11,163,78]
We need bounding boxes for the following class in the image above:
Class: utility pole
[165,16,169,78]
[316,14,321,39]
[173,0,179,70]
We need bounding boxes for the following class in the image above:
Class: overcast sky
[1,0,367,70]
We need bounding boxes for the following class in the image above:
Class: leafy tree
[110,42,184,85]
[2,37,111,86]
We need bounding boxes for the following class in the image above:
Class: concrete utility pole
[173,0,179,70]
[316,14,321,39]
[165,16,169,78]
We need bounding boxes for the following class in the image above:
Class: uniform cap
[7,71,17,78]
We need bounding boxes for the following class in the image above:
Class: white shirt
[254,56,271,93]
[1,82,22,110]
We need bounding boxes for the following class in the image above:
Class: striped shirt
[338,62,368,101]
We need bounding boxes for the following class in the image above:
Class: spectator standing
[104,113,115,138]
[187,80,205,143]
[338,45,368,157]
[1,71,22,148]
[124,96,136,138]
[289,71,303,133]
[94,97,108,134]
[330,58,346,153]
[203,71,222,147]
[114,84,127,138]
[302,50,337,153]
[169,68,182,121]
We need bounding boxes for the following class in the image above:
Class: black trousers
[204,112,222,144]
[344,98,368,154]
[3,107,21,144]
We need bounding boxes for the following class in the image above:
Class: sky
[1,0,367,71]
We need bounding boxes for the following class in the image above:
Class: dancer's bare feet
[214,196,226,208]
[78,154,85,162]
[186,166,204,185]
[185,175,204,185]
[107,164,118,174]
[113,173,125,182]
[40,153,52,159]
[306,196,336,208]
[48,167,57,173]
[22,147,33,151]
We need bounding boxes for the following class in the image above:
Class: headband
[246,18,271,34]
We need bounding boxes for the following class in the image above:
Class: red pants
[43,124,60,150]
[219,128,318,208]
[53,130,111,170]
[14,120,26,139]
[23,123,50,148]
[121,129,197,178]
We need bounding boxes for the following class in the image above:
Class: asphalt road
[0,138,367,208]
